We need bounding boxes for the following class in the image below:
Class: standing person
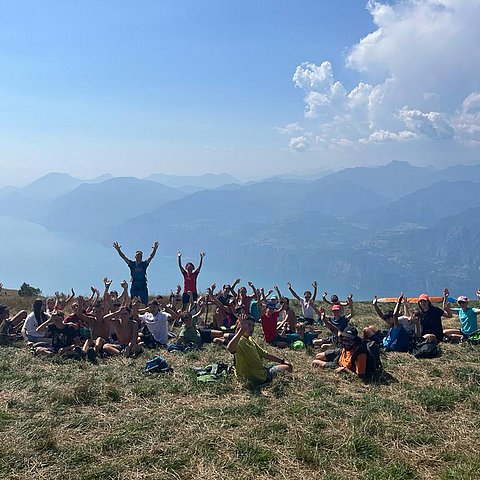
[177,251,205,310]
[113,241,159,305]
[287,281,318,325]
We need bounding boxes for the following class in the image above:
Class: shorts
[304,317,315,326]
[131,286,148,305]
[323,348,341,369]
[199,329,213,343]
[370,330,388,344]
[265,364,284,383]
[182,292,198,304]
[269,335,291,347]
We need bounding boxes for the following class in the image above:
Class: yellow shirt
[234,336,268,382]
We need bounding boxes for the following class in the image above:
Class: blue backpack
[144,355,173,373]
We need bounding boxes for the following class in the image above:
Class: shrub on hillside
[18,282,42,297]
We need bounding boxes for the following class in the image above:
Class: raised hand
[287,282,292,289]
[152,241,159,250]
[120,280,128,290]
[113,241,121,251]
[177,251,182,258]
[312,281,318,289]
[322,291,328,299]
[103,277,112,288]
[200,252,206,258]
[372,296,378,306]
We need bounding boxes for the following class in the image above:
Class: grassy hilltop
[1,291,480,479]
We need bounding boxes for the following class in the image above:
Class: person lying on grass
[312,326,367,379]
[0,303,27,344]
[443,293,480,341]
[227,314,293,385]
[287,281,318,325]
[34,310,81,358]
[363,294,421,352]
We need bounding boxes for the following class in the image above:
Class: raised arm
[311,281,318,303]
[372,296,384,320]
[119,280,130,308]
[113,241,130,264]
[402,296,411,317]
[230,278,241,297]
[102,278,113,312]
[346,295,354,320]
[194,252,205,273]
[392,294,403,328]
[322,292,333,305]
[146,241,159,265]
[287,282,301,302]
[274,285,282,300]
[177,252,186,274]
[442,288,453,318]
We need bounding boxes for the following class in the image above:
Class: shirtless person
[113,241,159,305]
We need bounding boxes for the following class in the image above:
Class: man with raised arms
[113,241,159,305]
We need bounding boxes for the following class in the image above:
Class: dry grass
[1,293,479,479]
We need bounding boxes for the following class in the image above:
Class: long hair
[33,299,48,324]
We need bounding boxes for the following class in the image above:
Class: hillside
[0,296,479,479]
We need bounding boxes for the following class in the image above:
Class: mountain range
[1,161,480,296]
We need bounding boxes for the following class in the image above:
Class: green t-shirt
[179,325,202,346]
[234,336,268,383]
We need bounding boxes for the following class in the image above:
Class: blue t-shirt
[383,324,410,352]
[128,260,148,287]
[250,301,259,321]
[330,315,348,332]
[452,307,479,336]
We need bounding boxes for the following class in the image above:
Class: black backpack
[411,339,439,359]
[352,340,382,381]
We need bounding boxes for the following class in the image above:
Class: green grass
[1,293,480,479]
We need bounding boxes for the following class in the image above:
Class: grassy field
[1,291,480,479]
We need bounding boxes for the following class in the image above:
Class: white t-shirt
[22,312,47,338]
[398,315,416,335]
[302,301,315,320]
[139,311,170,344]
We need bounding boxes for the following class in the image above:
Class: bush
[17,282,41,297]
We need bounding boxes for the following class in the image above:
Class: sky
[0,0,479,187]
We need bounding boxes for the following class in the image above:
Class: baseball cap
[332,305,341,311]
[457,295,469,303]
[418,294,430,302]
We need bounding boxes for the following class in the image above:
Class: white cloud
[283,0,480,162]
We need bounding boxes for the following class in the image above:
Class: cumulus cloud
[283,0,480,162]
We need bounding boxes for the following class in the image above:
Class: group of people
[1,242,479,386]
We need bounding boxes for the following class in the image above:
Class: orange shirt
[338,345,367,376]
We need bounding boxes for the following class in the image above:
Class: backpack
[192,362,229,382]
[352,340,382,381]
[467,330,480,345]
[144,355,173,373]
[411,339,439,359]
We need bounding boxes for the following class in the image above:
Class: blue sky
[1,1,479,186]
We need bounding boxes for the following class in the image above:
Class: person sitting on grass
[176,312,202,347]
[178,251,205,310]
[257,288,290,348]
[363,294,420,352]
[0,303,27,345]
[206,284,238,331]
[274,285,297,333]
[418,289,452,343]
[312,326,367,379]
[443,293,480,341]
[311,298,354,349]
[287,281,318,324]
[227,314,293,385]
[321,292,353,315]
[21,299,49,345]
[103,297,143,357]
[33,310,81,358]
[138,298,172,348]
